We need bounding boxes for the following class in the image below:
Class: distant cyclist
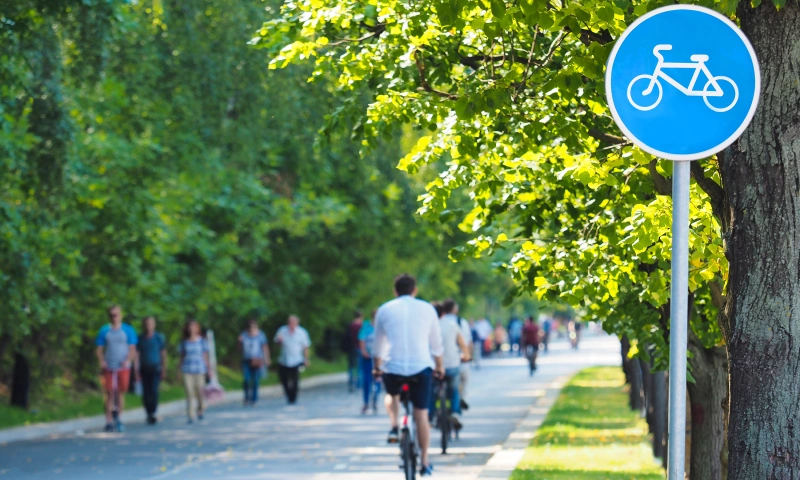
[431,300,470,429]
[96,305,138,432]
[373,274,444,477]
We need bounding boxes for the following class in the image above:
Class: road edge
[475,372,571,479]
[0,372,346,446]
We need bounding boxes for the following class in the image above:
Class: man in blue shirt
[96,305,138,432]
[136,316,167,425]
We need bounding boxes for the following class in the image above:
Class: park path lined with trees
[257,0,800,477]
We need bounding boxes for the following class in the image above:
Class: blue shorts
[383,368,433,410]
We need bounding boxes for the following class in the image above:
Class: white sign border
[605,4,761,162]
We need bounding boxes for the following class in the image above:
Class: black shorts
[383,368,433,411]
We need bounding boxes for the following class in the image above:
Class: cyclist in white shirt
[373,274,444,477]
[441,300,472,410]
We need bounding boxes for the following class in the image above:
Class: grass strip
[511,366,664,480]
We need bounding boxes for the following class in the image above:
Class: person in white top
[274,315,311,405]
[441,300,472,409]
[373,274,444,477]
[431,300,471,426]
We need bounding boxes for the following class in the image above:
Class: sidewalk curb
[0,372,347,446]
[476,373,571,479]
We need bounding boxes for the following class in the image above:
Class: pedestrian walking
[541,317,552,353]
[521,316,541,375]
[275,315,311,404]
[358,312,382,414]
[178,319,209,424]
[507,317,523,356]
[96,305,138,432]
[136,316,167,425]
[494,322,508,352]
[239,319,270,406]
[469,320,482,369]
[345,311,363,393]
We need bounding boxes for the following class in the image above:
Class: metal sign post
[605,6,760,479]
[668,161,690,478]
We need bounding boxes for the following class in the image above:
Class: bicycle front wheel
[440,399,450,454]
[401,429,416,480]
[626,74,662,111]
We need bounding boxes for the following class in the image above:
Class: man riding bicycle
[373,274,445,477]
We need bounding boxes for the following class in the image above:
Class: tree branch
[414,50,458,100]
[690,161,727,228]
[588,127,625,145]
[328,24,386,46]
[646,160,672,196]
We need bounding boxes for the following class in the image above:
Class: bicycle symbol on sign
[626,44,739,112]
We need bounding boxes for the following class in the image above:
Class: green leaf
[491,0,507,19]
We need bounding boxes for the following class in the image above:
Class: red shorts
[102,368,131,394]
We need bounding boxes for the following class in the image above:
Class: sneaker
[460,399,469,411]
[147,416,157,425]
[115,422,125,433]
[104,423,114,432]
[451,415,463,431]
[421,464,434,476]
[187,418,194,425]
[197,413,204,421]
[361,405,369,415]
[387,427,400,444]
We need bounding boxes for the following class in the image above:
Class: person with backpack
[96,305,138,432]
[239,318,270,406]
[136,316,167,425]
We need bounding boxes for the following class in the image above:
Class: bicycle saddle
[690,54,709,62]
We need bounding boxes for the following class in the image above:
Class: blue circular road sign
[606,5,760,161]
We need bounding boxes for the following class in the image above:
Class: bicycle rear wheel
[401,428,416,480]
[439,386,450,454]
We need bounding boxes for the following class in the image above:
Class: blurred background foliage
[0,0,519,401]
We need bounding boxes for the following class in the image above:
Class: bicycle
[431,377,458,454]
[398,380,418,480]
[626,44,739,112]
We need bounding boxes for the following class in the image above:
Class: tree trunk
[621,335,632,385]
[641,356,654,426]
[652,368,668,461]
[629,356,645,413]
[687,335,728,480]
[720,3,800,478]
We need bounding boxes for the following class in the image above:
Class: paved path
[0,334,620,480]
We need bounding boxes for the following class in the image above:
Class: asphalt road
[0,333,620,480]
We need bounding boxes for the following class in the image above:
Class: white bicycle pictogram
[626,44,739,112]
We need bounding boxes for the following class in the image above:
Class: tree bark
[720,3,800,478]
[629,356,645,413]
[652,368,668,461]
[621,335,633,385]
[687,335,728,480]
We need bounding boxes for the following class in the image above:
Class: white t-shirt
[274,326,311,367]
[458,317,472,347]
[440,314,463,369]
[373,295,444,376]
